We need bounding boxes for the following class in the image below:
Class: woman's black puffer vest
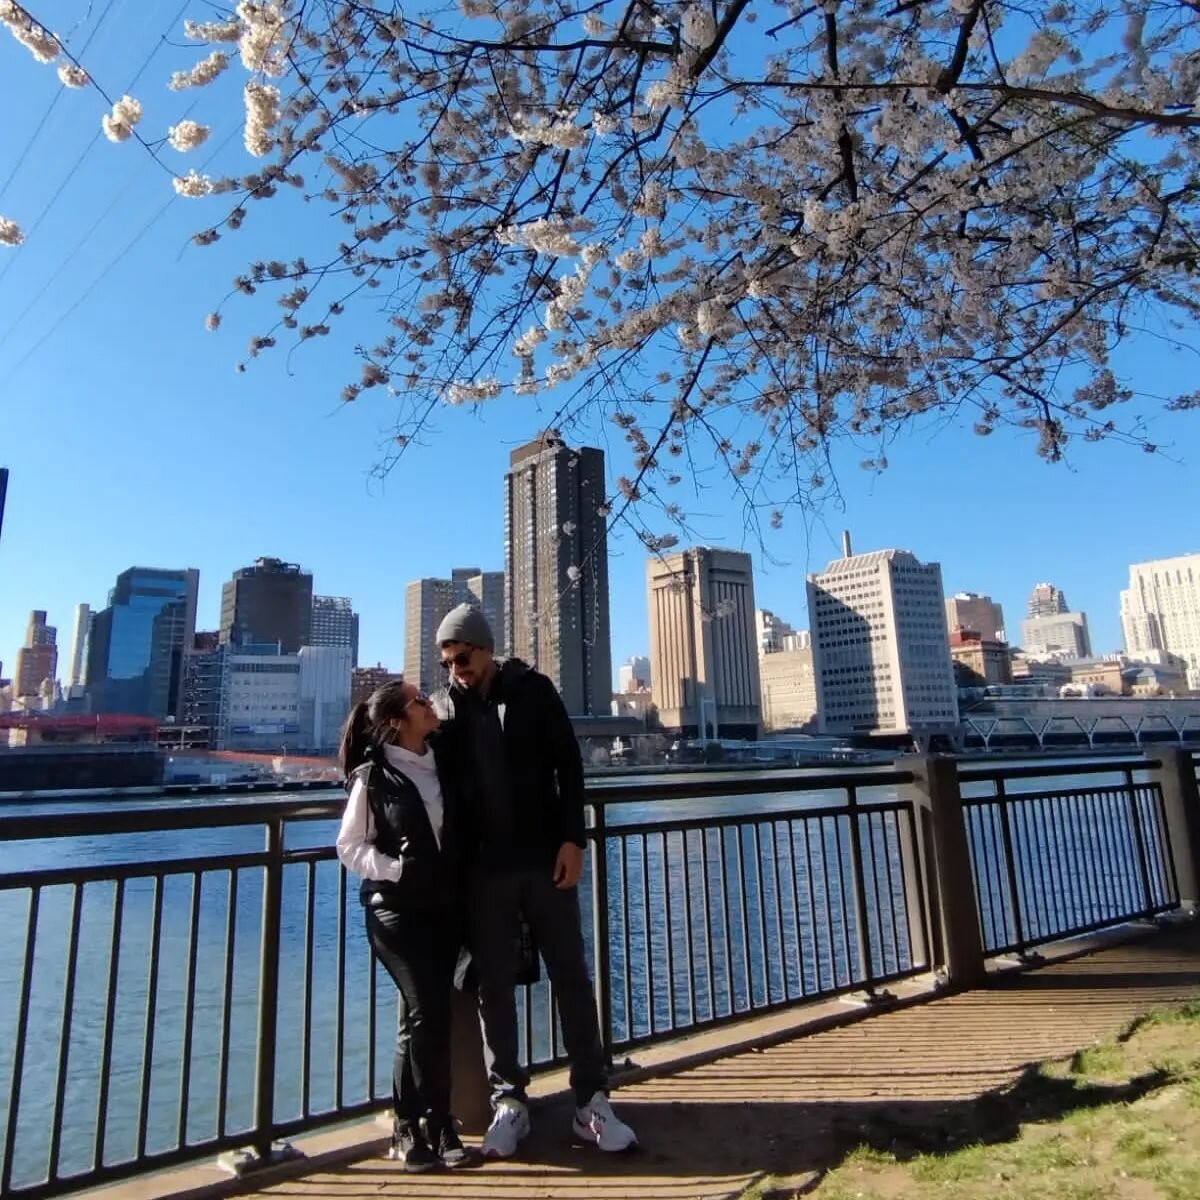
[350,741,457,911]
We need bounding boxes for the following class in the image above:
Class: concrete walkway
[160,922,1200,1200]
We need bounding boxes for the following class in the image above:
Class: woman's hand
[553,842,584,889]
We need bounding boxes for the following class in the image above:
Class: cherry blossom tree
[3,0,1200,529]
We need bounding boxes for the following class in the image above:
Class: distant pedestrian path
[225,922,1200,1200]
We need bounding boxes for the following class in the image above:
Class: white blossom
[102,95,143,143]
[0,215,23,246]
[206,312,222,331]
[168,120,211,152]
[508,111,588,148]
[0,2,59,63]
[582,13,605,35]
[169,50,230,90]
[512,325,547,357]
[566,564,582,583]
[236,1,289,75]
[591,111,619,137]
[173,170,214,198]
[496,217,582,257]
[680,4,717,49]
[57,63,88,88]
[184,18,242,43]
[562,521,577,535]
[244,82,281,157]
[445,377,502,404]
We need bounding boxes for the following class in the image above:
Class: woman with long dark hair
[335,679,476,1172]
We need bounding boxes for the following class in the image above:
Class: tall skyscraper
[87,568,199,718]
[67,603,91,688]
[1020,580,1091,659]
[182,632,224,735]
[299,644,352,753]
[0,466,8,548]
[220,557,313,652]
[15,610,57,701]
[617,655,651,693]
[405,577,454,695]
[311,595,360,666]
[505,432,611,715]
[945,592,1006,643]
[1121,553,1200,689]
[808,545,958,742]
[648,547,761,737]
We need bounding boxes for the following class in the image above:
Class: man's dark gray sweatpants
[465,863,607,1108]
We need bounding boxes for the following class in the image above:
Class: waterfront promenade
[102,920,1200,1200]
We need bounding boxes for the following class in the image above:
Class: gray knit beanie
[435,603,495,651]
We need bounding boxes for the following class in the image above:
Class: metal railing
[0,769,925,1199]
[0,753,1192,1198]
[959,759,1180,956]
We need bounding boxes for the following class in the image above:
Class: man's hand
[553,842,584,889]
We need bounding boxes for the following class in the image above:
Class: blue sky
[1,2,1198,686]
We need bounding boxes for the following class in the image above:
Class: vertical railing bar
[335,864,347,1110]
[640,833,654,1034]
[717,827,734,1017]
[48,882,85,1180]
[831,812,855,986]
[881,812,902,972]
[698,829,714,1023]
[1062,792,1091,930]
[176,873,203,1150]
[769,820,786,1000]
[786,820,804,997]
[751,823,769,1006]
[367,949,378,1098]
[1153,783,1180,905]
[734,825,752,1010]
[1093,789,1122,919]
[816,816,836,990]
[548,977,559,1063]
[1072,790,1101,927]
[1124,768,1157,918]
[619,835,632,1042]
[589,806,613,1064]
[983,802,1006,949]
[1027,798,1055,943]
[1045,796,1067,935]
[993,779,1026,954]
[907,805,934,971]
[301,859,317,1118]
[865,811,887,978]
[3,888,41,1197]
[680,829,696,1029]
[94,880,124,1169]
[1115,785,1143,915]
[252,819,285,1155]
[1010,800,1037,945]
[135,875,166,1160]
[661,830,676,1031]
[522,982,533,1070]
[217,870,239,1137]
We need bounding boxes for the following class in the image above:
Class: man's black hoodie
[437,657,586,869]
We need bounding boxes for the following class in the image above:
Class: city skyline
[5,503,1200,695]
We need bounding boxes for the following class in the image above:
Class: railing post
[590,803,614,1066]
[220,817,302,1176]
[896,800,931,973]
[1123,766,1158,917]
[1149,748,1200,910]
[897,756,986,989]
[843,785,877,992]
[253,817,285,1158]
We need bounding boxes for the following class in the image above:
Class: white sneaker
[481,1097,530,1159]
[572,1091,638,1152]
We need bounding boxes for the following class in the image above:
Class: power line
[3,122,241,379]
[0,0,122,202]
[0,0,193,288]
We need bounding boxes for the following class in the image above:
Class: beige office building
[1121,553,1200,690]
[648,547,761,737]
[505,433,611,715]
[759,647,817,731]
[404,577,453,696]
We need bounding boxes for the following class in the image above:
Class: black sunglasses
[401,693,432,711]
[439,649,474,670]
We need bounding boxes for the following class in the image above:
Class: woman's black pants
[364,901,459,1128]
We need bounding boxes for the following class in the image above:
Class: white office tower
[808,543,958,745]
[1121,553,1200,689]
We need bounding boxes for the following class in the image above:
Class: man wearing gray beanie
[433,603,637,1158]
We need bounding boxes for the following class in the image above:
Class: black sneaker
[388,1121,440,1173]
[428,1116,481,1169]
